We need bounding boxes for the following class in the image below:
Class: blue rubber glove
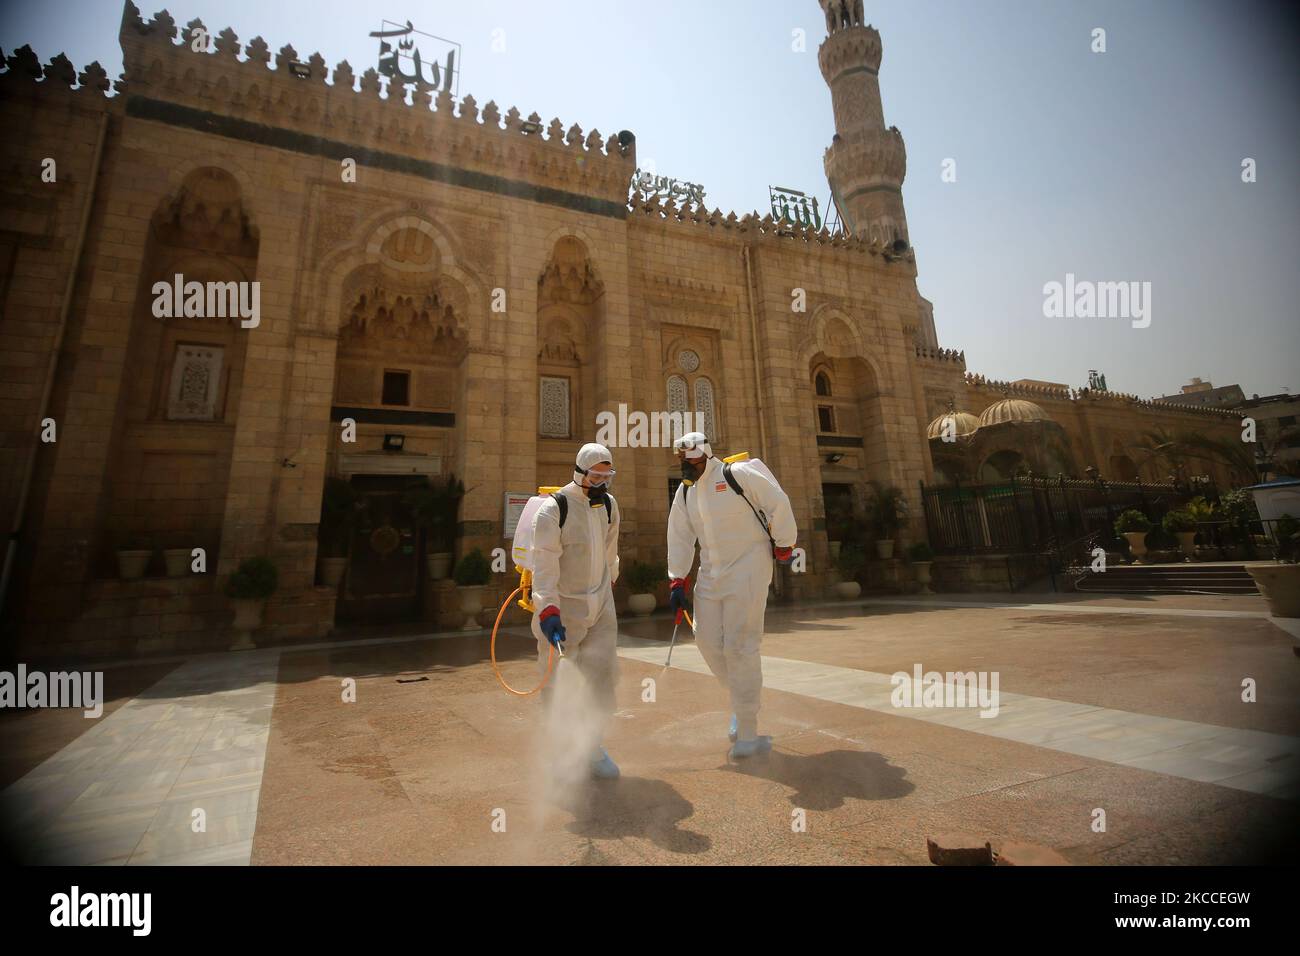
[539,607,566,648]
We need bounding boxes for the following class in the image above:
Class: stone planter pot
[319,557,347,587]
[828,541,842,561]
[458,584,485,630]
[163,548,191,577]
[427,552,453,581]
[914,561,934,594]
[230,597,264,651]
[1123,531,1148,563]
[834,581,861,600]
[875,540,895,560]
[628,593,656,616]
[116,549,151,580]
[1176,532,1196,561]
[1247,564,1300,618]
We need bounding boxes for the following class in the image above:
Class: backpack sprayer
[489,486,563,697]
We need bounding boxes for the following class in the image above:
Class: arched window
[667,375,689,415]
[694,376,716,439]
[815,370,832,397]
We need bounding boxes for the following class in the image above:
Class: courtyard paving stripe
[618,644,1300,800]
[852,597,1270,620]
[0,651,279,865]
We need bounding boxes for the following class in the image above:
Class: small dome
[978,399,1051,427]
[926,411,980,440]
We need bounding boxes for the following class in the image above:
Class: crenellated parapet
[962,372,1244,419]
[915,345,965,368]
[115,3,634,205]
[964,374,1072,402]
[0,43,121,103]
[625,192,917,268]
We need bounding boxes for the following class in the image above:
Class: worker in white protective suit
[529,442,622,780]
[666,432,797,759]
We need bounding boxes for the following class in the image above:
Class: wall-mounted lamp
[288,61,311,79]
[383,434,405,452]
[520,120,543,134]
[826,453,844,464]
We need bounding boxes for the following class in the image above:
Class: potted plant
[867,482,907,559]
[1162,509,1197,561]
[908,541,935,594]
[1248,514,1300,619]
[824,497,855,561]
[116,535,153,580]
[1114,510,1152,564]
[408,475,465,581]
[317,477,359,587]
[162,536,194,578]
[453,548,491,630]
[225,556,278,650]
[625,560,665,616]
[834,543,866,599]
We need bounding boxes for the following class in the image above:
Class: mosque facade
[0,1,1241,657]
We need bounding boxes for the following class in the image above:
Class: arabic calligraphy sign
[631,168,706,207]
[769,185,822,230]
[370,19,460,97]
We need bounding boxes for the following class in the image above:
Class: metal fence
[919,476,1206,556]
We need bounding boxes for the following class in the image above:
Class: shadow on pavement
[558,775,710,855]
[726,747,914,810]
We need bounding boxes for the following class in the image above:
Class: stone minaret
[818,0,909,247]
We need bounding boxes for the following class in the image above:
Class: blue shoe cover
[590,747,620,780]
[728,736,772,760]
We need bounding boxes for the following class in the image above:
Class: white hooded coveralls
[667,457,797,739]
[529,481,621,722]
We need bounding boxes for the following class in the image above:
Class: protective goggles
[672,436,710,458]
[577,464,616,484]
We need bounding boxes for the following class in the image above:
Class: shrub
[225,557,278,600]
[908,541,934,562]
[1162,510,1196,534]
[453,548,491,586]
[1219,488,1259,541]
[836,542,867,578]
[867,482,907,539]
[406,474,466,552]
[1114,509,1152,535]
[625,559,667,595]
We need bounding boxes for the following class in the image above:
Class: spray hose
[489,580,556,697]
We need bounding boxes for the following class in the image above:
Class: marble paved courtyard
[3,593,1298,866]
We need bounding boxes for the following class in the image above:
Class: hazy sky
[3,0,1297,400]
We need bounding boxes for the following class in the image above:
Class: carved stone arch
[161,158,260,218]
[316,211,488,342]
[151,166,259,258]
[800,305,885,392]
[538,234,605,306]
